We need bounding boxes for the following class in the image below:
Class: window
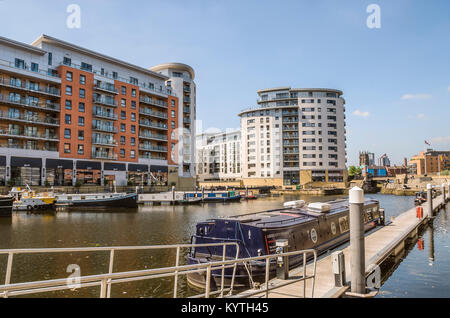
[120,124,125,132]
[79,88,85,98]
[121,111,126,120]
[121,99,126,107]
[64,143,70,153]
[130,150,135,159]
[78,145,84,154]
[63,57,71,66]
[78,130,84,140]
[131,89,136,97]
[15,58,25,69]
[171,110,175,118]
[131,137,135,146]
[31,63,39,72]
[80,62,92,72]
[79,102,85,112]
[65,115,71,124]
[65,86,72,96]
[130,77,138,85]
[113,72,118,79]
[171,100,175,107]
[64,129,71,139]
[120,136,125,145]
[120,149,125,157]
[131,113,136,122]
[171,121,175,129]
[131,101,136,109]
[65,100,72,110]
[66,71,73,82]
[80,75,86,85]
[121,86,126,95]
[131,125,136,134]
[78,116,85,126]
[48,53,52,66]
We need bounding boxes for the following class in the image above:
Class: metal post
[201,186,205,202]
[349,186,365,295]
[205,265,211,298]
[276,239,289,280]
[428,223,435,266]
[426,184,433,217]
[447,183,450,202]
[172,186,175,202]
[173,246,180,298]
[442,183,446,202]
[107,250,114,298]
[246,185,249,198]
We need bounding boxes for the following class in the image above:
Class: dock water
[235,194,448,298]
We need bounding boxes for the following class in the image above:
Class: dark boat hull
[202,196,241,203]
[0,197,14,217]
[58,193,138,208]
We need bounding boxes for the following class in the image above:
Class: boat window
[81,196,85,200]
[68,196,72,200]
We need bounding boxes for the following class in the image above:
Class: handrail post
[265,258,270,298]
[4,252,13,298]
[205,265,211,298]
[220,244,226,297]
[107,249,114,298]
[173,246,180,298]
[303,252,307,298]
[100,279,107,298]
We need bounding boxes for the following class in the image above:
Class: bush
[44,179,50,187]
[74,180,82,188]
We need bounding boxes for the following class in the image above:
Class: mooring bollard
[442,183,446,202]
[172,186,175,201]
[275,239,289,280]
[349,186,365,294]
[332,251,346,287]
[426,184,433,217]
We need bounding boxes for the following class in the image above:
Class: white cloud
[417,113,425,119]
[401,93,432,100]
[352,110,370,117]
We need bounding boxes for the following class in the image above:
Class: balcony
[0,77,60,97]
[0,129,58,141]
[92,151,118,160]
[138,132,168,141]
[0,58,60,80]
[183,107,190,113]
[139,144,168,152]
[92,124,118,133]
[92,137,118,147]
[139,155,166,160]
[0,111,59,126]
[93,97,118,107]
[139,108,168,119]
[183,97,190,104]
[0,143,58,152]
[183,117,191,124]
[0,93,60,112]
[93,109,118,121]
[139,96,168,108]
[139,120,168,130]
[94,82,118,94]
[183,86,191,93]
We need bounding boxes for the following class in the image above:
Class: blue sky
[1,0,449,166]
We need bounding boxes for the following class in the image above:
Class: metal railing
[0,243,317,298]
[0,242,240,298]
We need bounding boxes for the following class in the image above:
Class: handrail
[0,242,240,299]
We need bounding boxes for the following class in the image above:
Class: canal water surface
[0,194,448,297]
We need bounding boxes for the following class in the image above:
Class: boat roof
[203,198,379,229]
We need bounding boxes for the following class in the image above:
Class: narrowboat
[187,198,384,289]
[201,191,241,203]
[0,195,14,217]
[55,192,138,208]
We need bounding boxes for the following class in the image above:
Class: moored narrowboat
[187,198,384,289]
[0,195,14,217]
[55,192,138,208]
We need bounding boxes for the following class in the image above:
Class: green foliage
[441,170,449,176]
[74,180,82,188]
[44,179,50,187]
[348,166,362,177]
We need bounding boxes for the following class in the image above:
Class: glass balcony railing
[0,128,58,140]
[0,77,60,96]
[92,151,118,160]
[92,124,118,133]
[139,120,168,130]
[94,82,118,94]
[0,111,59,126]
[93,97,118,107]
[138,144,168,152]
[0,143,58,152]
[139,108,168,119]
[139,96,168,108]
[0,93,60,112]
[93,109,118,120]
[138,132,168,141]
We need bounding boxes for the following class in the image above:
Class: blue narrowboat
[187,198,384,289]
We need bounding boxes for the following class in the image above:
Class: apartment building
[410,150,450,175]
[0,34,195,187]
[239,87,347,187]
[196,130,241,181]
[149,63,196,188]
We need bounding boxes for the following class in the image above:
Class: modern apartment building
[0,34,195,187]
[410,150,450,175]
[149,63,196,188]
[196,130,241,181]
[239,87,347,187]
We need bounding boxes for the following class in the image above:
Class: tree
[348,166,362,177]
